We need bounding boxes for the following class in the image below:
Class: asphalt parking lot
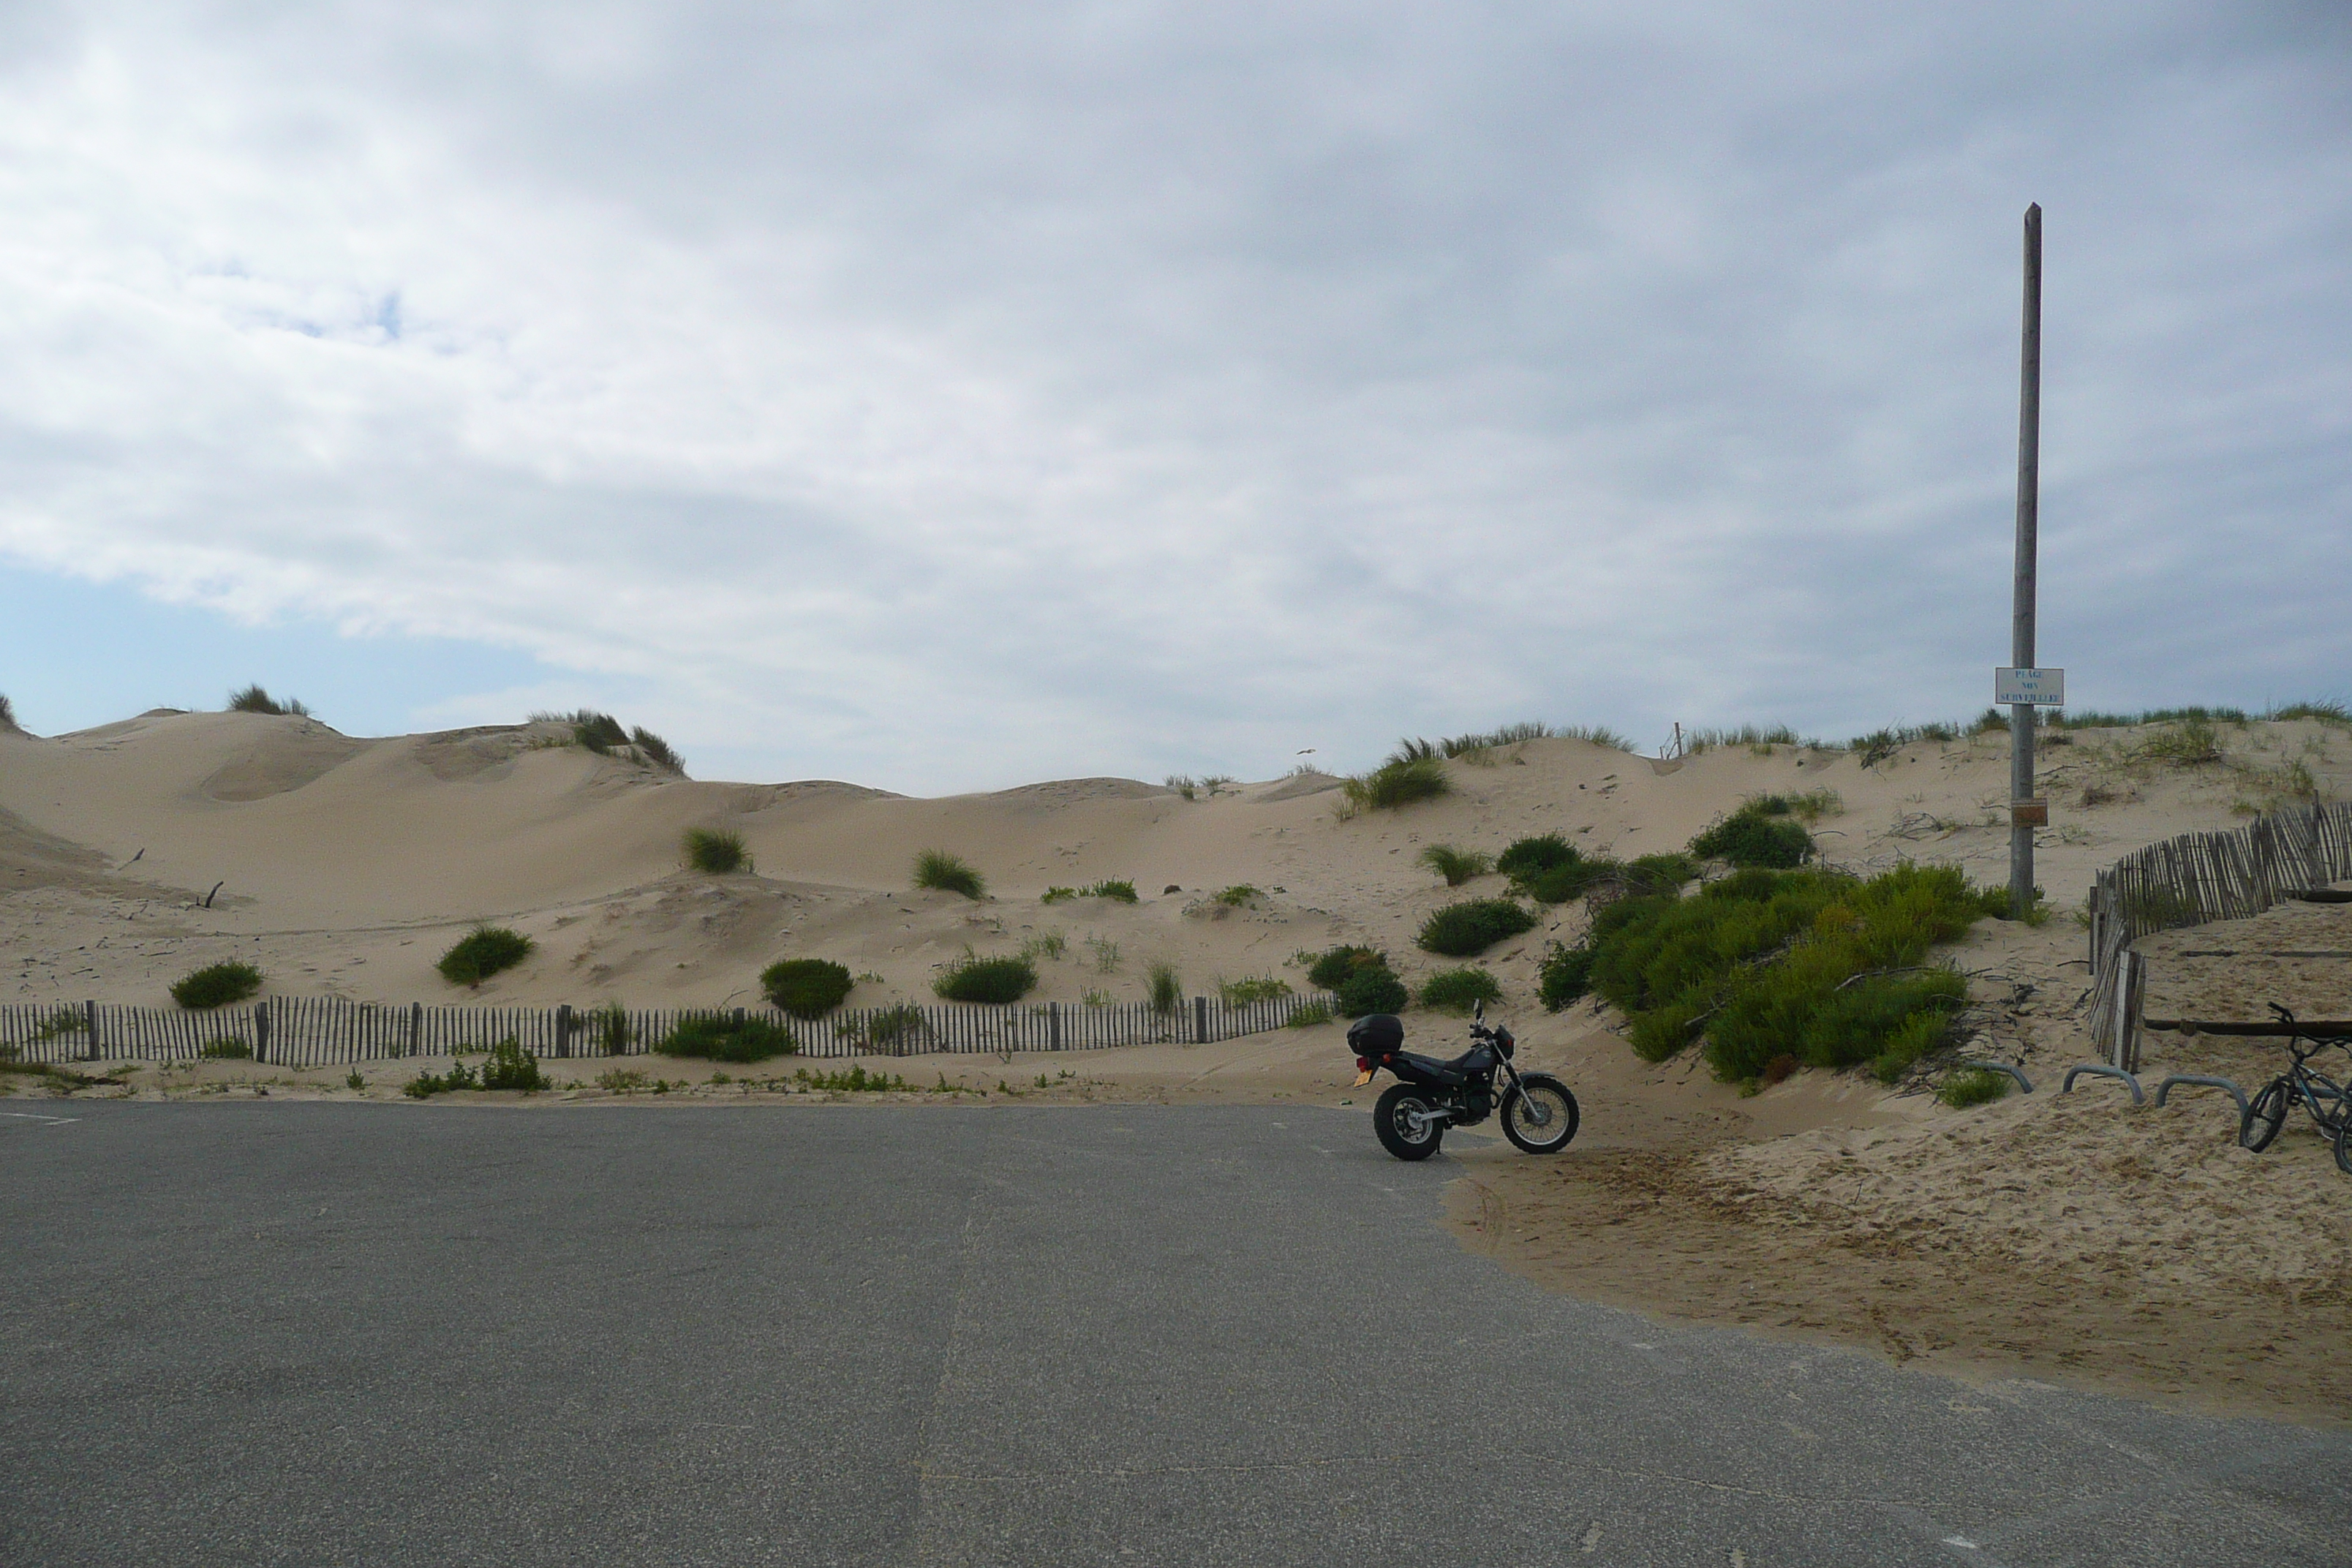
[4,1101,2345,1566]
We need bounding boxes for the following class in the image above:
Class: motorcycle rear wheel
[1500,1075,1580,1155]
[1373,1083,1445,1161]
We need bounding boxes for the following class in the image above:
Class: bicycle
[2239,1003,2352,1175]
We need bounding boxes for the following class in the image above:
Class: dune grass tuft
[684,827,750,874]
[1441,722,1553,758]
[761,959,853,1019]
[1496,834,1578,886]
[0,693,15,731]
[170,960,263,1011]
[1419,845,1492,886]
[227,685,310,717]
[630,726,685,772]
[1147,961,1183,1014]
[1339,757,1449,814]
[1939,1067,2012,1109]
[935,953,1036,1003]
[1416,899,1537,957]
[1213,884,1260,906]
[1286,999,1335,1028]
[2136,716,2225,766]
[913,849,986,899]
[437,926,535,987]
[1417,967,1501,1014]
[1306,946,1387,990]
[1218,976,1292,1005]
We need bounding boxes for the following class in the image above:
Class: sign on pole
[1994,667,2065,707]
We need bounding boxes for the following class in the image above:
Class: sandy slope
[5,706,2350,1419]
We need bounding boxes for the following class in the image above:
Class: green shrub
[860,1004,935,1052]
[913,850,986,899]
[761,959,854,1018]
[0,693,15,730]
[1417,967,1501,1013]
[437,926,534,987]
[567,710,630,752]
[478,1037,548,1091]
[935,954,1036,1003]
[1624,853,1700,894]
[1939,1066,2012,1109]
[1213,884,1260,906]
[198,1036,252,1060]
[1417,899,1537,957]
[1589,864,1986,1085]
[171,960,262,1010]
[1538,943,1596,1011]
[657,1013,801,1063]
[1306,946,1388,990]
[1018,933,1066,961]
[404,1060,478,1097]
[227,685,309,717]
[2266,700,2351,725]
[1848,722,1959,766]
[1497,834,1578,884]
[1419,845,1491,886]
[684,827,750,874]
[1335,965,1409,1017]
[2138,717,2225,766]
[1521,859,1615,904]
[1340,758,1449,813]
[1147,962,1183,1014]
[1218,976,1292,1005]
[1688,802,1813,868]
[1286,1000,1335,1028]
[1085,880,1139,902]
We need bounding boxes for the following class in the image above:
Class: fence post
[554,1004,572,1059]
[408,1001,421,1057]
[83,1000,98,1063]
[1194,995,1209,1045]
[254,998,271,1065]
[1049,1001,1061,1051]
[2120,951,2146,1074]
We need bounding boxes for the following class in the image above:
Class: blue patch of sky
[0,565,557,739]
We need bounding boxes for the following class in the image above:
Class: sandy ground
[5,706,2351,1423]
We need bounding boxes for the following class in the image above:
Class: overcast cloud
[1,1,2345,791]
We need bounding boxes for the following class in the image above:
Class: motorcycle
[1347,1002,1579,1162]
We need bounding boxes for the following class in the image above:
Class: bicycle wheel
[2336,1119,2352,1177]
[2241,1079,2289,1152]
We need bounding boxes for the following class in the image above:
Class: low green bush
[404,1060,477,1097]
[1213,884,1260,906]
[478,1037,548,1091]
[587,1001,632,1055]
[1147,962,1183,1014]
[630,726,683,772]
[1218,976,1292,1005]
[1440,722,1552,757]
[658,1013,801,1062]
[761,959,854,1018]
[1419,845,1491,886]
[437,927,534,987]
[1306,946,1388,990]
[199,1036,252,1060]
[1590,864,1986,1085]
[171,960,263,1010]
[1417,967,1501,1014]
[1335,965,1409,1017]
[1688,802,1813,868]
[2138,717,2225,766]
[935,954,1036,1003]
[1538,943,1596,1011]
[1340,758,1449,813]
[1497,834,1578,883]
[684,827,750,874]
[1286,1000,1335,1028]
[1417,899,1537,957]
[1521,859,1615,904]
[914,850,986,899]
[1939,1066,2012,1109]
[1085,880,1139,903]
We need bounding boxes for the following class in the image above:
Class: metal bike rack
[2152,1074,2249,1124]
[2061,1063,2144,1104]
[1953,1060,2034,1094]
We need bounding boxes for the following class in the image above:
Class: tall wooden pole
[2010,203,2042,916]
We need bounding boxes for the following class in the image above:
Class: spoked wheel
[2307,1074,2352,1135]
[1373,1083,1446,1162]
[2241,1079,2290,1152]
[2335,1118,2352,1177]
[1499,1074,1580,1155]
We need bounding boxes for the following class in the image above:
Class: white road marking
[0,1112,78,1125]
[1580,1521,1602,1552]
[1942,1539,1979,1550]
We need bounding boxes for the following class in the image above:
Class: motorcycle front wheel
[1500,1074,1580,1155]
[1373,1083,1446,1161]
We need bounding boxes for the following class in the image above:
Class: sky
[1,1,2345,793]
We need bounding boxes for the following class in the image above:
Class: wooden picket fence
[0,990,1338,1068]
[2084,800,2352,1066]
